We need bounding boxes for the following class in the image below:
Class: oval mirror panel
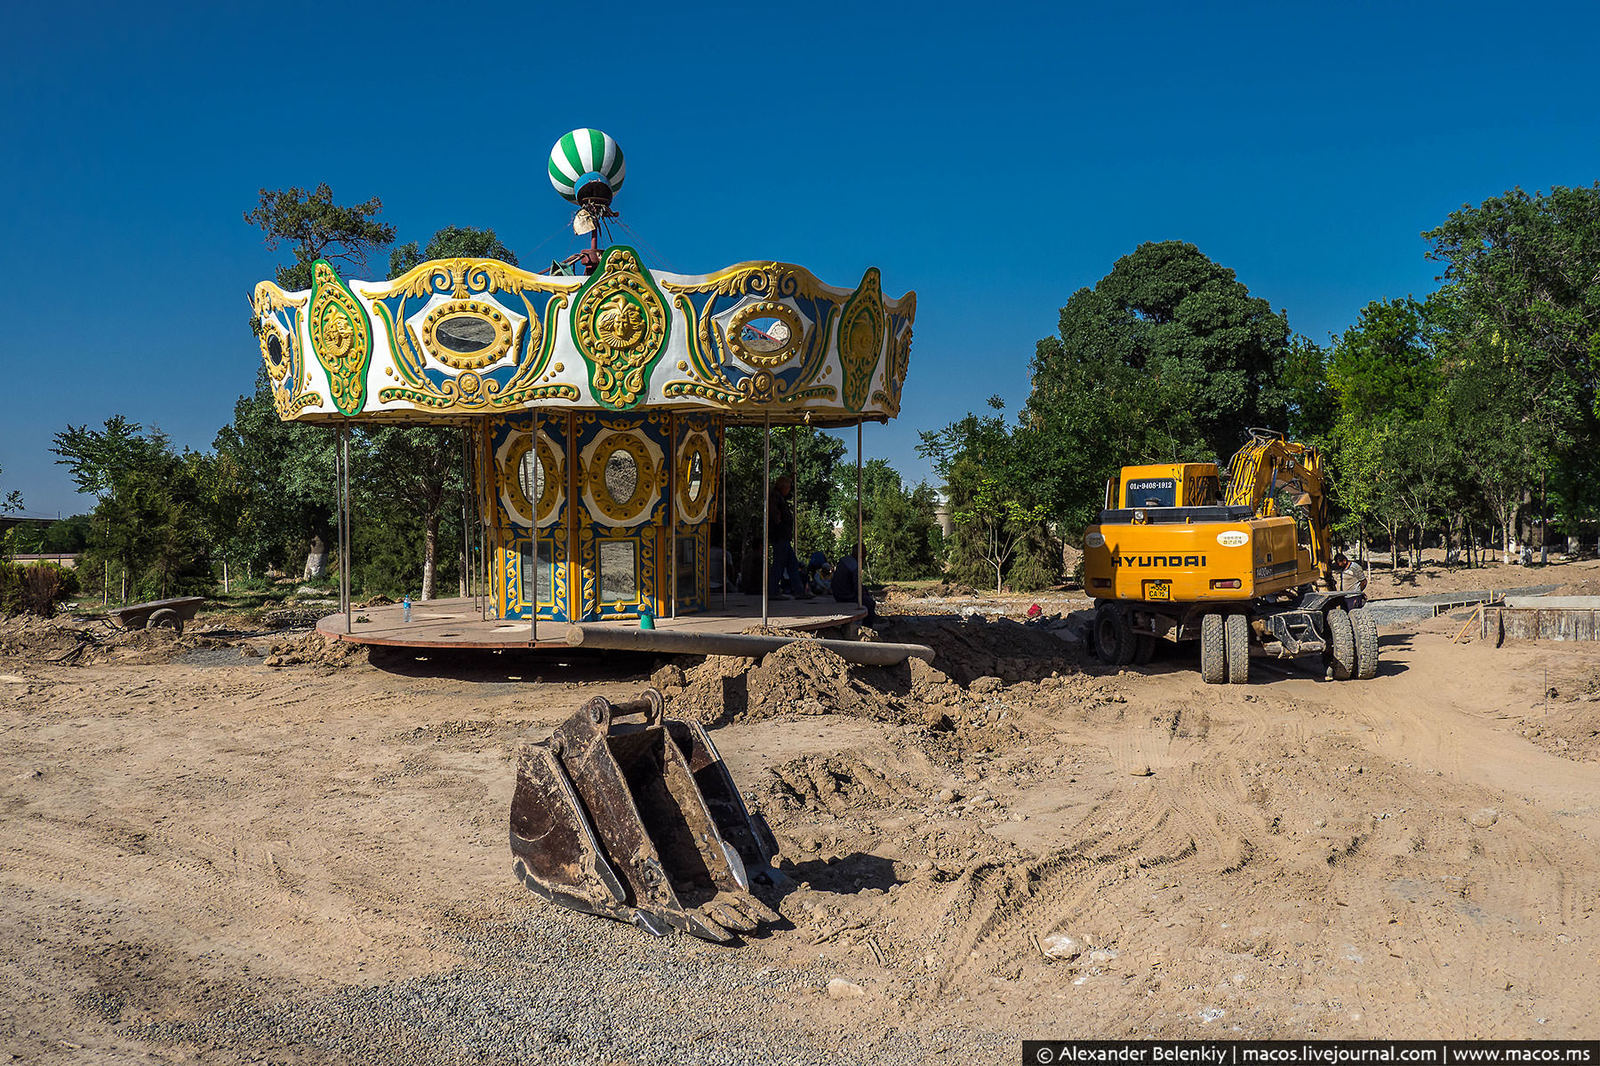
[519,448,545,512]
[434,313,499,354]
[739,316,791,353]
[604,448,639,507]
[687,452,703,502]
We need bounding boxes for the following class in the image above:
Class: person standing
[768,475,805,599]
[1335,552,1367,595]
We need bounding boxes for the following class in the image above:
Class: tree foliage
[52,418,214,601]
[244,184,396,290]
[390,225,517,277]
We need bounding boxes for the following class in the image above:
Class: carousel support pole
[791,425,800,582]
[566,413,578,624]
[530,408,539,647]
[669,412,678,621]
[460,426,472,604]
[331,427,343,616]
[342,424,353,634]
[482,425,493,621]
[856,420,863,609]
[762,412,771,629]
[719,420,727,609]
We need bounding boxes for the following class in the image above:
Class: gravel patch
[130,902,1012,1065]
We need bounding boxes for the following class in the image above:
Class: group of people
[701,474,878,624]
[766,475,877,623]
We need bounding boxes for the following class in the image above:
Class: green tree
[1019,242,1297,541]
[921,397,1056,590]
[53,418,211,602]
[1327,297,1439,423]
[213,371,338,576]
[1424,184,1600,545]
[354,426,463,600]
[952,467,1047,593]
[389,224,517,278]
[244,183,396,290]
[722,425,846,593]
[831,460,941,582]
[227,184,400,581]
[356,225,517,599]
[0,462,20,515]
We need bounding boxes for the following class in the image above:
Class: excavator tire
[1351,608,1379,680]
[1200,613,1227,685]
[1225,613,1250,685]
[1094,604,1136,666]
[1326,607,1356,681]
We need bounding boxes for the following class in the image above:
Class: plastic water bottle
[403,596,412,623]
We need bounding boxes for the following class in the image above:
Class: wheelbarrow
[510,689,782,942]
[109,596,204,637]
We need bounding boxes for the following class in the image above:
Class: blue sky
[4,0,1598,516]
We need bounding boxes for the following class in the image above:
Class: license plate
[1146,580,1171,601]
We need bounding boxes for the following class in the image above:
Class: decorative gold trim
[675,428,715,523]
[253,280,307,314]
[259,322,292,384]
[583,430,658,524]
[837,267,885,412]
[724,300,805,368]
[308,262,372,415]
[369,257,579,301]
[506,432,564,529]
[571,248,671,410]
[419,300,517,371]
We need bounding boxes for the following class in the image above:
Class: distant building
[9,553,80,569]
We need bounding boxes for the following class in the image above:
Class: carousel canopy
[252,245,914,427]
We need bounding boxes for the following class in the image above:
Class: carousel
[250,129,916,651]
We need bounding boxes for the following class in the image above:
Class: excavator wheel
[1351,609,1379,680]
[1199,613,1227,684]
[1326,607,1356,681]
[1225,613,1250,685]
[1094,604,1136,666]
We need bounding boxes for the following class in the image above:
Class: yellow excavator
[1081,429,1377,684]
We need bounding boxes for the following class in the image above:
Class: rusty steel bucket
[509,689,781,942]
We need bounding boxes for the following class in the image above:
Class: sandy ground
[2,564,1599,1063]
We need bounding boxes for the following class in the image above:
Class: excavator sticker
[1114,554,1207,567]
[1216,531,1249,547]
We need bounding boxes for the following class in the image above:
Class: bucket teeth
[510,689,781,942]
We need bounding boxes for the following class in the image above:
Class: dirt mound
[0,616,103,662]
[258,605,328,630]
[876,614,1085,685]
[0,616,234,667]
[261,632,368,670]
[660,640,902,726]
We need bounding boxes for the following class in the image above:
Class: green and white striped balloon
[548,128,626,202]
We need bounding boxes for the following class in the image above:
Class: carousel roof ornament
[251,130,914,427]
[548,127,626,203]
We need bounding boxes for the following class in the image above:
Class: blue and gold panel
[363,259,580,414]
[671,414,717,613]
[489,412,571,621]
[252,281,320,419]
[572,412,670,621]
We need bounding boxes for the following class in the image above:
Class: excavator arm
[1223,430,1335,590]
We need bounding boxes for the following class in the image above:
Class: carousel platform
[317,594,867,651]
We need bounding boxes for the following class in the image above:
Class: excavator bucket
[509,689,782,942]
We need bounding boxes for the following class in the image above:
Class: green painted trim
[569,245,672,411]
[309,259,373,416]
